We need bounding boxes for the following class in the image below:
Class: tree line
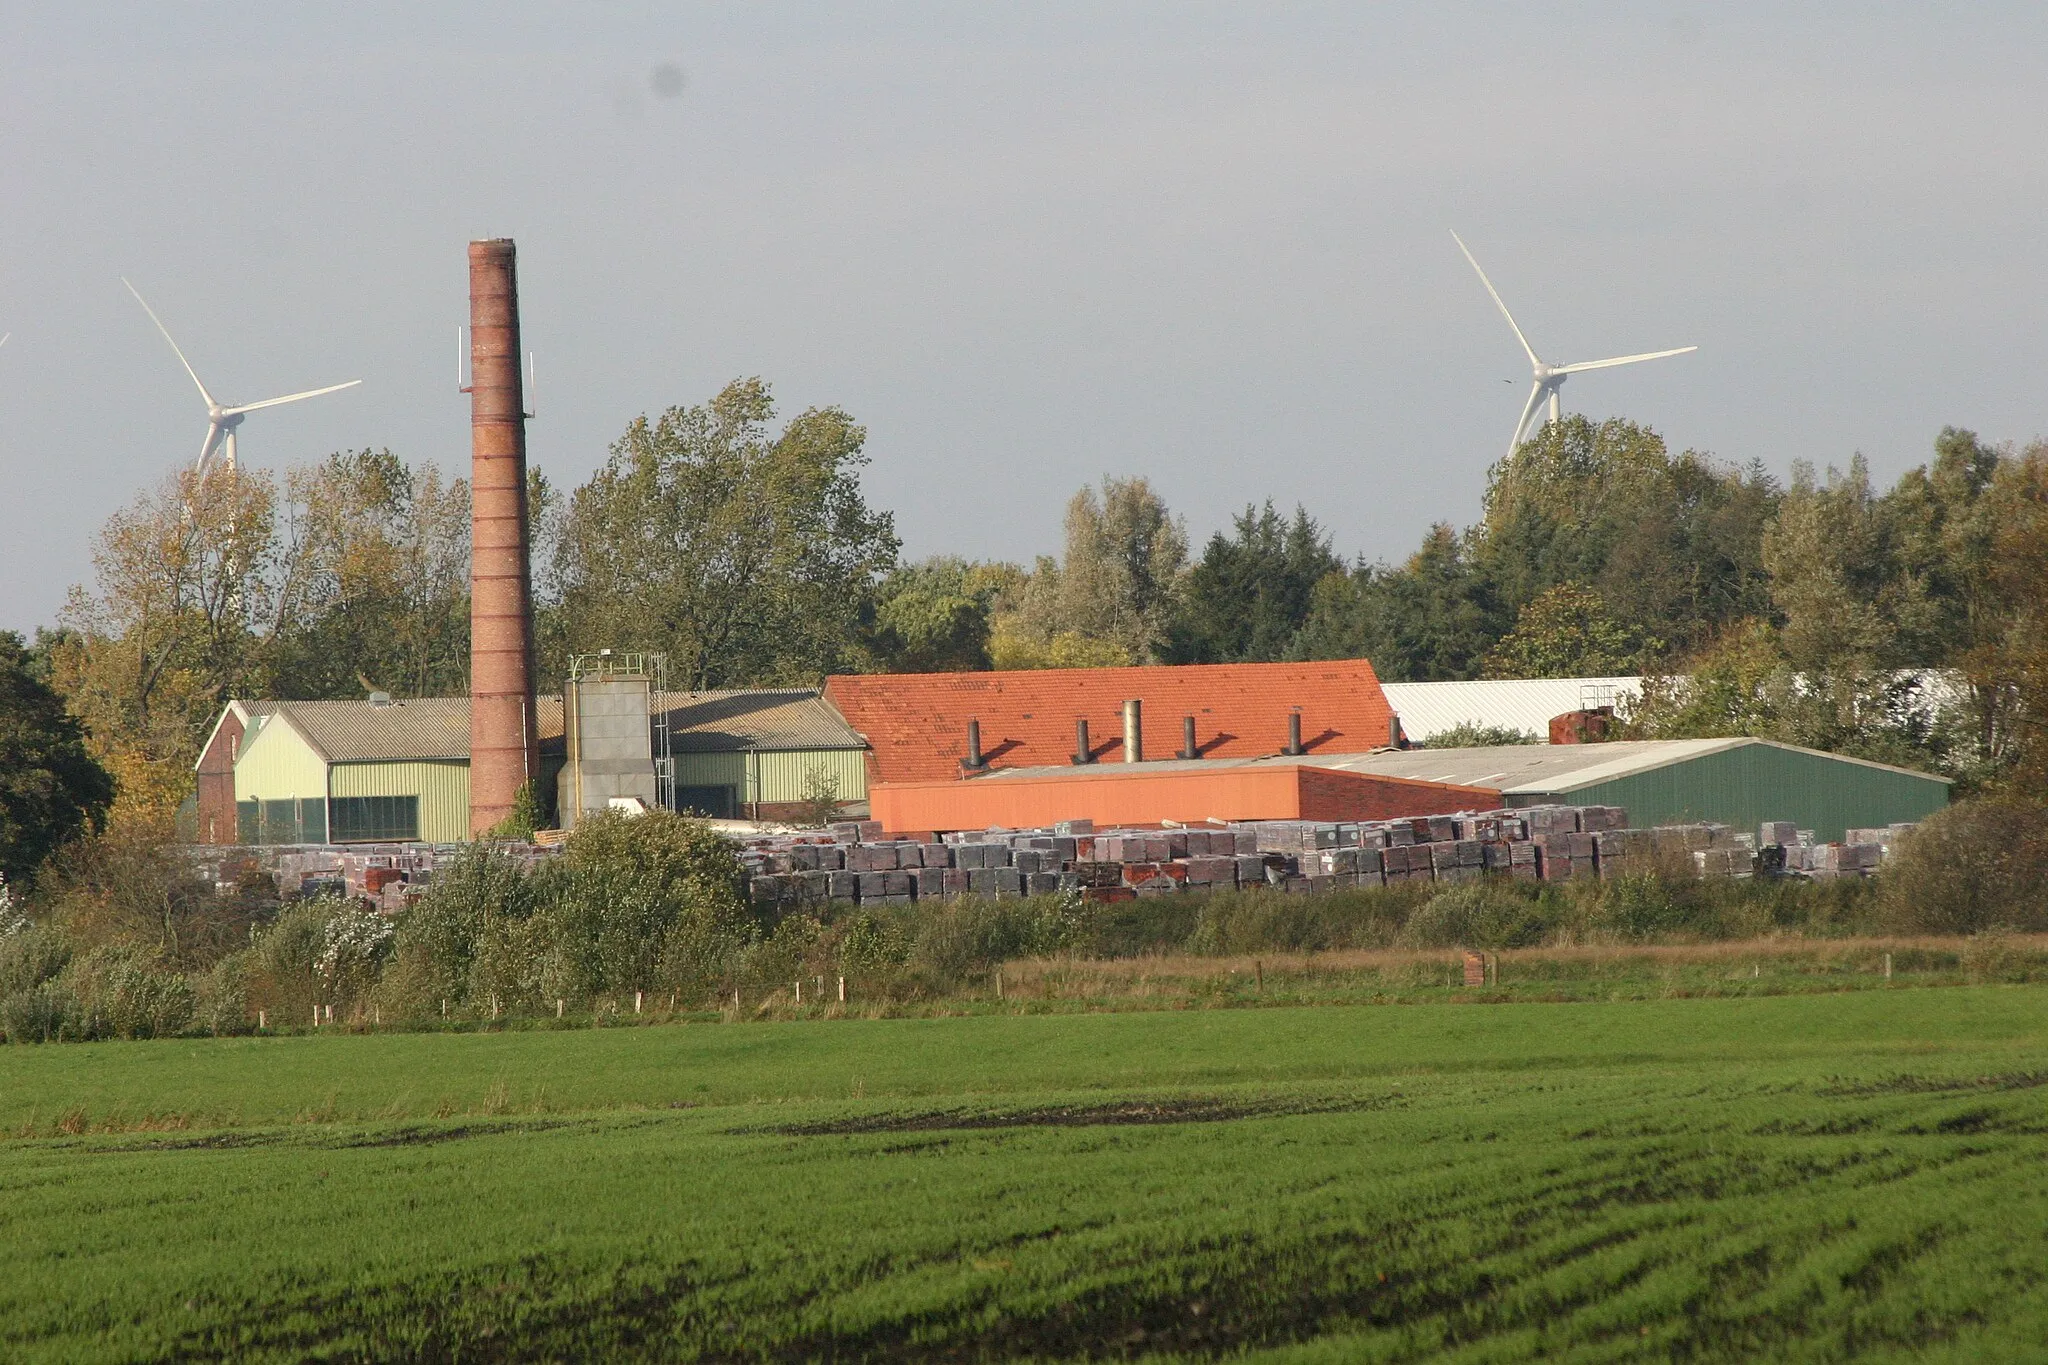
[10,375,2047,857]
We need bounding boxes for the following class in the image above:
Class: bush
[1401,882,1554,950]
[195,951,253,1035]
[1190,887,1415,955]
[382,844,535,1018]
[539,810,752,1003]
[247,897,348,1025]
[385,811,751,1016]
[1959,927,2027,984]
[1879,798,2048,935]
[0,923,72,999]
[67,946,194,1040]
[0,981,86,1043]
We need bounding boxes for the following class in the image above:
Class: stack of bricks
[1759,822,1909,879]
[733,807,1921,909]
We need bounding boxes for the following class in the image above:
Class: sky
[3,3,2044,632]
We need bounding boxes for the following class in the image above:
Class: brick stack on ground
[741,809,1912,912]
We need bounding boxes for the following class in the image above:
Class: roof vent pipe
[1122,699,1143,763]
[1389,714,1407,750]
[1072,717,1094,765]
[1284,709,1304,756]
[961,718,988,773]
[1179,715,1198,760]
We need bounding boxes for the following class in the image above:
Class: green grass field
[3,987,2045,1361]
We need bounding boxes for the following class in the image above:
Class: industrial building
[869,762,1498,834]
[1380,677,1642,744]
[824,659,1400,787]
[1304,738,1949,843]
[901,737,1946,844]
[205,687,867,844]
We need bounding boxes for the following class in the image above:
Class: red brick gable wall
[195,708,247,846]
[824,660,1397,785]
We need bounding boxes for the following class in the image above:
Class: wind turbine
[123,279,360,474]
[1451,231,1695,459]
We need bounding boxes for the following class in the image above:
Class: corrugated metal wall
[673,749,867,803]
[330,761,472,843]
[1507,742,1948,843]
[233,718,328,808]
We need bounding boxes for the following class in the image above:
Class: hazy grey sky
[3,3,2044,631]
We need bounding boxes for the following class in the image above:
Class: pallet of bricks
[1759,822,1915,879]
[739,805,1800,910]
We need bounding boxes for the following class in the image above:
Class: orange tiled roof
[823,660,1397,785]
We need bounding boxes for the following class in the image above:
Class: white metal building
[1381,677,1643,744]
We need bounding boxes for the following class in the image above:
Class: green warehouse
[1316,737,1949,843]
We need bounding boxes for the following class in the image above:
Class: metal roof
[658,690,866,752]
[257,698,562,763]
[241,690,860,766]
[1299,738,1743,792]
[1380,677,1642,743]
[981,737,1949,794]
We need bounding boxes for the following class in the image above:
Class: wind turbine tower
[123,279,360,473]
[1451,231,1695,459]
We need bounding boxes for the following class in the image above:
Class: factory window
[330,795,420,843]
[260,800,299,845]
[298,797,327,845]
[237,801,259,845]
[675,785,737,819]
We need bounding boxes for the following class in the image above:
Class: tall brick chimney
[466,239,537,834]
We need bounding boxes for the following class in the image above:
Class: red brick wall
[1297,767,1500,821]
[194,709,246,845]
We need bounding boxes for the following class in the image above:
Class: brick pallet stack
[739,805,1923,911]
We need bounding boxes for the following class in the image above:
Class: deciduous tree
[553,379,900,688]
[0,633,113,885]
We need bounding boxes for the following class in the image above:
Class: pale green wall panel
[233,717,329,806]
[752,749,868,802]
[673,749,866,802]
[673,753,747,790]
[330,761,471,842]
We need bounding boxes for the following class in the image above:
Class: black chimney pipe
[1073,717,1094,765]
[1284,710,1304,756]
[1179,715,1198,760]
[961,719,988,772]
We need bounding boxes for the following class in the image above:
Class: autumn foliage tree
[51,464,278,827]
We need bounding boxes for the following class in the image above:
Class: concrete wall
[559,676,656,829]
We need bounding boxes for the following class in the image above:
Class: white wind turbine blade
[123,278,215,407]
[222,379,362,415]
[1451,230,1539,368]
[197,421,225,469]
[0,333,10,350]
[1508,382,1546,458]
[1556,346,1696,374]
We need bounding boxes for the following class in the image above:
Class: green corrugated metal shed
[1507,741,1948,843]
[1299,738,1950,843]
